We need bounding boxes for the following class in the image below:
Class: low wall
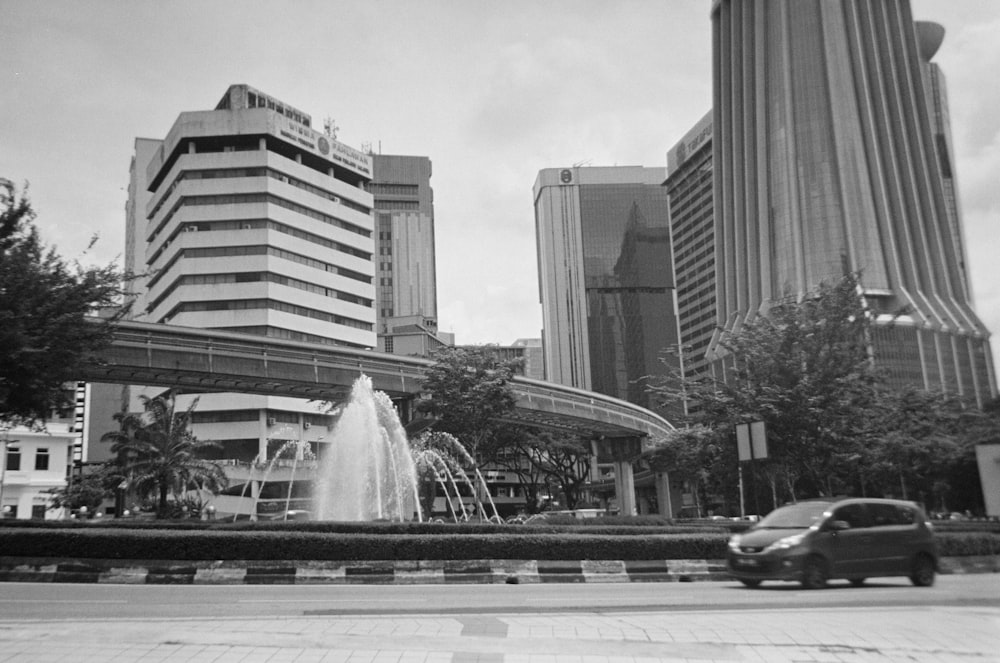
[0,556,995,585]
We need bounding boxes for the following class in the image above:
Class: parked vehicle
[726,497,938,589]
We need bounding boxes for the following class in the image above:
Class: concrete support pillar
[613,460,637,516]
[188,141,196,154]
[654,470,674,519]
[259,137,267,151]
[591,436,643,517]
[296,153,302,164]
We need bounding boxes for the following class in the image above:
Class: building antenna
[573,159,591,168]
[323,117,339,140]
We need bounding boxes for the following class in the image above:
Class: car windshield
[755,502,831,529]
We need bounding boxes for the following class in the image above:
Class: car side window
[832,504,870,529]
[869,503,912,526]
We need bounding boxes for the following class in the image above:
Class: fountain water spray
[313,375,420,521]
[411,431,502,523]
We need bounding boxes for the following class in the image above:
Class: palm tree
[101,392,227,516]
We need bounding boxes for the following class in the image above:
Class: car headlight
[727,534,742,551]
[763,532,807,553]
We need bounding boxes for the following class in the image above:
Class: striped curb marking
[0,556,993,584]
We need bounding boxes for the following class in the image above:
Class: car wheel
[849,578,866,587]
[910,554,936,587]
[800,555,828,589]
[739,579,762,588]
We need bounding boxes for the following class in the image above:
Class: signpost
[735,421,768,519]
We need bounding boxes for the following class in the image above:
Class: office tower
[711,0,996,404]
[511,338,544,381]
[534,167,677,411]
[368,154,448,355]
[126,84,376,463]
[665,111,715,387]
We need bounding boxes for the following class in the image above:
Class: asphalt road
[1,573,997,620]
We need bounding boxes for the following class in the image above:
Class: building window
[5,446,20,471]
[384,337,394,354]
[34,448,49,471]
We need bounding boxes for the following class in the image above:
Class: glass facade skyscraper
[666,111,715,389]
[711,0,996,404]
[534,167,677,412]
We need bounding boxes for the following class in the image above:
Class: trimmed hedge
[0,519,723,537]
[1,523,997,561]
[936,532,1000,556]
[0,528,727,561]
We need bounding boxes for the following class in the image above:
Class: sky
[2,1,999,369]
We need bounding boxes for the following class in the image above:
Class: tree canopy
[0,180,127,424]
[415,345,520,465]
[648,273,989,514]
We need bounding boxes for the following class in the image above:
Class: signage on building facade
[270,115,372,177]
[667,111,713,174]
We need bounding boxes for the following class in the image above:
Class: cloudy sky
[3,1,999,370]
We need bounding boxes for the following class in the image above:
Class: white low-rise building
[1,422,76,520]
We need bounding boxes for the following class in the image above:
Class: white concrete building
[1,423,76,520]
[125,85,377,467]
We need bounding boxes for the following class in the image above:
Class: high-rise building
[368,154,448,355]
[125,84,376,463]
[711,0,996,404]
[665,111,714,388]
[534,167,677,411]
[511,338,544,381]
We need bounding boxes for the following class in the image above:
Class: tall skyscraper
[666,111,715,388]
[368,154,448,355]
[711,0,996,404]
[534,167,677,411]
[126,84,376,463]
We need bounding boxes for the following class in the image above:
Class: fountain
[411,431,502,523]
[231,430,316,522]
[313,375,421,521]
[223,376,500,523]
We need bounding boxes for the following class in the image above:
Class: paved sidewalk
[1,606,997,662]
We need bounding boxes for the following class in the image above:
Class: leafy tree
[646,424,734,516]
[949,397,1000,513]
[862,391,999,513]
[649,273,995,512]
[0,180,127,424]
[650,274,880,502]
[416,346,520,465]
[101,392,227,516]
[490,429,549,514]
[650,275,881,501]
[501,430,592,511]
[47,462,123,514]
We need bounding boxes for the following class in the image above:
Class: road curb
[0,557,731,585]
[0,556,993,584]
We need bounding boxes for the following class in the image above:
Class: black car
[726,497,938,589]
